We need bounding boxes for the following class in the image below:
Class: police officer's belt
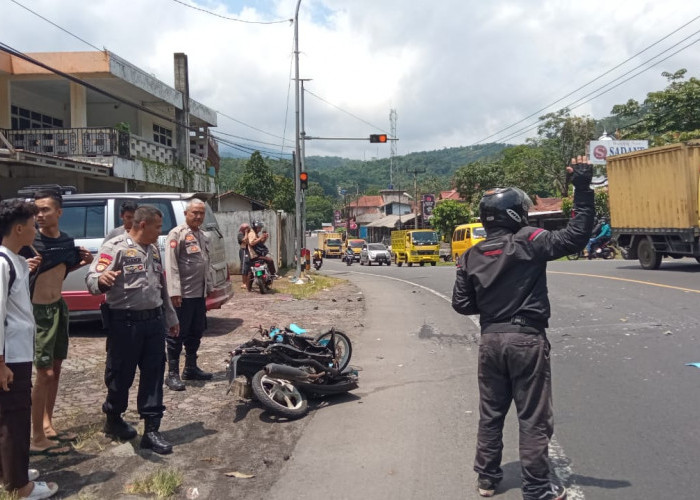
[481,315,546,334]
[110,307,163,321]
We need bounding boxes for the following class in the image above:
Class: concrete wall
[215,210,295,274]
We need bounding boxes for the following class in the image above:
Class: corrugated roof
[348,195,383,208]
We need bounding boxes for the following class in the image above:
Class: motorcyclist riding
[585,216,611,259]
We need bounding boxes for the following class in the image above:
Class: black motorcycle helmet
[479,187,533,232]
[252,220,264,231]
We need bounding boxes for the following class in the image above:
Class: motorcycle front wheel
[315,330,352,371]
[251,371,308,419]
[603,248,617,260]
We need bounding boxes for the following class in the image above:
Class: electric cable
[169,0,291,24]
[9,0,103,51]
[304,88,388,134]
[471,15,700,146]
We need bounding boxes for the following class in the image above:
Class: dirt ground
[30,275,365,499]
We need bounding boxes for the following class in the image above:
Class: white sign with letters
[589,140,648,165]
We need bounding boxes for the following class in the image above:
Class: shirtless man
[24,190,93,454]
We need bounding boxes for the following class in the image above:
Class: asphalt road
[268,250,700,499]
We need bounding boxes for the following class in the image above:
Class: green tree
[305,195,335,230]
[270,174,295,213]
[431,200,471,241]
[611,69,700,144]
[453,160,505,205]
[237,151,275,204]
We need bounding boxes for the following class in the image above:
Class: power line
[214,130,290,149]
[474,28,700,147]
[471,15,700,146]
[304,88,388,133]
[211,134,291,159]
[217,110,291,142]
[9,0,103,51]
[169,0,291,24]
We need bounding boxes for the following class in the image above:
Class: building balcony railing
[1,127,209,173]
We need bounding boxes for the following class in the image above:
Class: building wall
[10,85,67,125]
[219,197,252,212]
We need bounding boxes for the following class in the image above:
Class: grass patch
[72,424,103,452]
[125,468,183,499]
[274,273,346,299]
[0,490,19,500]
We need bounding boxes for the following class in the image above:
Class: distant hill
[218,143,508,198]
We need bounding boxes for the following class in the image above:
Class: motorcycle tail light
[255,262,261,267]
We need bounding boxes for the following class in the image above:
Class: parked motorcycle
[312,248,323,270]
[248,258,274,293]
[567,240,617,260]
[226,324,357,419]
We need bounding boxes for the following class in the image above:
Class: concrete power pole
[406,168,425,229]
[389,109,397,189]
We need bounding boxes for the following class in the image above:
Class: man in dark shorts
[21,189,93,454]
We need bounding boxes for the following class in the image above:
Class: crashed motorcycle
[247,258,274,293]
[312,248,323,270]
[226,324,358,419]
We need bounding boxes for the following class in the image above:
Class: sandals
[24,481,59,499]
[47,431,78,442]
[29,444,71,457]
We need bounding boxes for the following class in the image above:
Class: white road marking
[329,269,584,498]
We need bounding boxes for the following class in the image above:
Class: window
[61,203,106,239]
[10,105,63,130]
[153,124,173,147]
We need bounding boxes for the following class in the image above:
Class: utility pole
[293,0,303,279]
[300,78,311,253]
[406,168,425,229]
[389,109,397,189]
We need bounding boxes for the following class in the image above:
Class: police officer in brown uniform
[86,205,179,455]
[163,199,213,391]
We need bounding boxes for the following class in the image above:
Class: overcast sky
[2,0,699,160]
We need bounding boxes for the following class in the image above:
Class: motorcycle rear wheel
[566,252,581,260]
[314,330,352,371]
[257,276,267,294]
[251,370,308,419]
[603,248,617,260]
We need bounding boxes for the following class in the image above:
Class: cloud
[2,0,699,160]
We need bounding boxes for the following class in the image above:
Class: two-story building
[0,50,218,197]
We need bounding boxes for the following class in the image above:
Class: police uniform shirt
[85,234,178,328]
[164,223,210,299]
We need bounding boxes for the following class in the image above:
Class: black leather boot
[165,359,185,391]
[104,413,137,440]
[181,354,213,381]
[140,417,172,455]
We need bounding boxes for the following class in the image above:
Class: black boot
[140,417,172,455]
[165,359,185,391]
[181,354,213,381]
[104,413,137,440]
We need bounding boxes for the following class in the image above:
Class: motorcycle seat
[288,323,307,335]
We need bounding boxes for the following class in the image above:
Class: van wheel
[408,262,413,267]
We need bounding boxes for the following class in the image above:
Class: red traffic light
[369,134,388,143]
[300,172,309,189]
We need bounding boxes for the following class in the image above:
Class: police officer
[163,199,212,391]
[86,205,179,455]
[452,157,594,500]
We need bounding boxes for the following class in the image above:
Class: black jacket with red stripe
[452,190,595,333]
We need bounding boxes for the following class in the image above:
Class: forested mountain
[218,143,507,199]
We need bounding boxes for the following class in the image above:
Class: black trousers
[103,316,166,419]
[0,362,31,491]
[166,297,206,360]
[474,331,554,500]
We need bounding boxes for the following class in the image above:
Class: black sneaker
[476,477,499,497]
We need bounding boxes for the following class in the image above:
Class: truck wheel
[637,239,662,270]
[419,262,425,267]
[408,262,413,267]
[430,262,436,266]
[696,257,700,265]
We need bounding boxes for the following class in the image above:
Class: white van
[58,192,233,321]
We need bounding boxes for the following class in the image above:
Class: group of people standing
[0,191,93,499]
[237,219,277,291]
[0,194,218,499]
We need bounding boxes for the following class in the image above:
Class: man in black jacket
[452,157,594,500]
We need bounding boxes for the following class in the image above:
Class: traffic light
[369,134,388,143]
[300,171,308,189]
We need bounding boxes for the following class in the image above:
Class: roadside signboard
[589,140,648,165]
[422,194,435,218]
